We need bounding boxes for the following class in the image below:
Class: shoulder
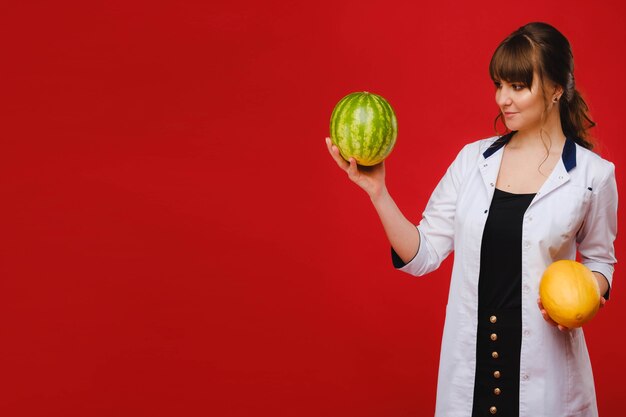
[454,135,501,162]
[443,135,501,179]
[574,144,615,178]
[571,143,616,192]
[575,143,614,166]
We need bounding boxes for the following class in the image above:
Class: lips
[504,112,518,118]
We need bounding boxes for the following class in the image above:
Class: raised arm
[325,137,420,263]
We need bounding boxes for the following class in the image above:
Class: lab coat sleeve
[393,143,473,276]
[577,162,618,297]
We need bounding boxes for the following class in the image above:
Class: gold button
[490,315,497,323]
[490,333,498,341]
[494,387,501,395]
[492,351,499,359]
[493,370,501,378]
[490,406,497,414]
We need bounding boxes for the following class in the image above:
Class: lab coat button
[524,330,530,337]
[523,285,530,293]
[522,373,529,381]
[490,333,498,341]
[490,406,498,414]
[490,315,497,323]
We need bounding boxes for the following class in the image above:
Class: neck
[508,109,565,151]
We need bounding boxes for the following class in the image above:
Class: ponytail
[559,86,595,150]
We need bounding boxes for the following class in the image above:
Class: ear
[553,84,564,99]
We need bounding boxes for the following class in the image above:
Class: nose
[496,86,513,108]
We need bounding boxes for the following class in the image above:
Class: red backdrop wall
[2,1,625,416]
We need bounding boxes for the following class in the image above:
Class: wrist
[369,185,390,206]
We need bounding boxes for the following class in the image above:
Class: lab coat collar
[482,132,578,173]
[482,132,514,159]
[479,132,579,206]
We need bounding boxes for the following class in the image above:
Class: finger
[325,137,349,170]
[558,324,571,333]
[346,157,360,181]
[540,309,558,326]
[537,298,559,326]
[600,297,606,308]
[537,298,549,315]
[325,137,335,154]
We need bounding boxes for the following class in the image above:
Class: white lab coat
[397,135,618,417]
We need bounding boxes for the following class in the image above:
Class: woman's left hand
[537,297,606,333]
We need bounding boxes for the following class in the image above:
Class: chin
[504,122,522,131]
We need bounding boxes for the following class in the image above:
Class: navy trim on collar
[482,132,514,159]
[482,132,577,173]
[562,136,577,172]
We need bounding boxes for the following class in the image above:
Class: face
[494,73,552,132]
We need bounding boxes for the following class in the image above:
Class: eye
[511,83,525,91]
[493,81,502,89]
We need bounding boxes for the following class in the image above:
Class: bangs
[489,34,536,88]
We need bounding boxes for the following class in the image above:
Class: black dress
[471,188,535,417]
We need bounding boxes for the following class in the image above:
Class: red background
[2,1,625,416]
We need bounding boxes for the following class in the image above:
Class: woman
[326,22,617,417]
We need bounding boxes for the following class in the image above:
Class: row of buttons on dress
[489,315,500,414]
[486,314,531,414]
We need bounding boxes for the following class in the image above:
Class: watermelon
[329,91,398,166]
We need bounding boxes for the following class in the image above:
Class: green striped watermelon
[329,91,397,166]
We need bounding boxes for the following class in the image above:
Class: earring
[553,96,559,103]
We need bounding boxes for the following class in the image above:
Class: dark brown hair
[489,22,595,150]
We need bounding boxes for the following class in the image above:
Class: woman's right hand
[325,137,387,200]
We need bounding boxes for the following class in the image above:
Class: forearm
[593,272,609,298]
[370,187,420,264]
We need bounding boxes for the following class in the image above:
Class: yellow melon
[539,260,601,328]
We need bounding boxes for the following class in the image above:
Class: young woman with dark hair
[326,22,617,417]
